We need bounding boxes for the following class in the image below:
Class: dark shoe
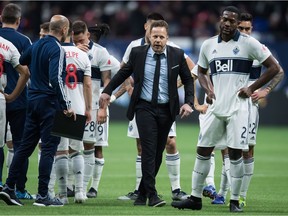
[33,194,64,207]
[134,194,147,206]
[0,185,23,206]
[172,188,189,201]
[118,190,139,200]
[229,200,243,213]
[86,187,97,198]
[171,195,202,210]
[67,187,75,197]
[148,195,166,207]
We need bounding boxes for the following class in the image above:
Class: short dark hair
[146,12,165,22]
[1,3,21,24]
[222,6,240,19]
[150,20,169,33]
[88,23,110,43]
[72,20,87,35]
[40,22,50,32]
[240,12,253,22]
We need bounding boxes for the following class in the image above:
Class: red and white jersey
[0,36,20,99]
[87,41,112,109]
[62,43,91,114]
[122,37,187,64]
[197,31,271,117]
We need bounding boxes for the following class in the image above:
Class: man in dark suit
[98,20,194,207]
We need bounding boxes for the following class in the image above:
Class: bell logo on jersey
[215,59,233,72]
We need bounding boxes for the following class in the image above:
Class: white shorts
[247,99,259,146]
[197,103,249,150]
[83,108,109,147]
[127,115,176,139]
[0,99,5,147]
[57,137,84,152]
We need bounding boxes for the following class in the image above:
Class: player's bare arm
[239,55,280,98]
[5,64,30,103]
[83,75,92,122]
[251,65,284,102]
[102,70,111,88]
[198,65,215,104]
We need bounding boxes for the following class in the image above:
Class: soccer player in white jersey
[47,24,92,204]
[205,12,285,206]
[72,20,112,199]
[0,36,29,190]
[171,6,280,213]
[0,35,29,164]
[110,12,194,201]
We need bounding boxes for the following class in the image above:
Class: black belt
[138,99,169,108]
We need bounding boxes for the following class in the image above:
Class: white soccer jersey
[88,41,112,109]
[197,31,271,117]
[0,36,20,99]
[109,55,120,78]
[122,37,187,64]
[62,43,91,114]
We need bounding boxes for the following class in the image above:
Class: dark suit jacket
[102,45,194,121]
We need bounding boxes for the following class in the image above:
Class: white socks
[240,157,254,198]
[6,148,14,171]
[166,152,181,191]
[230,157,244,200]
[192,154,211,198]
[70,152,84,193]
[135,156,142,191]
[83,149,95,192]
[91,157,104,191]
[55,155,69,197]
[205,152,215,187]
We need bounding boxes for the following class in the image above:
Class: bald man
[0,15,74,207]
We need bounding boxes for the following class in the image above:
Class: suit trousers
[135,99,173,198]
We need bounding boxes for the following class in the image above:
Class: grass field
[1,122,288,215]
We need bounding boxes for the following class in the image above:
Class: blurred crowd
[0,1,287,42]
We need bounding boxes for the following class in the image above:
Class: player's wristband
[110,95,116,103]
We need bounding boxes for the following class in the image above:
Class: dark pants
[6,109,27,191]
[6,97,61,197]
[135,100,173,198]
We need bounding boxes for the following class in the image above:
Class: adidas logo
[212,49,217,54]
[241,140,245,145]
[250,136,255,140]
[89,134,94,138]
[98,138,103,141]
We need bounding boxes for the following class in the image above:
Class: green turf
[1,122,287,215]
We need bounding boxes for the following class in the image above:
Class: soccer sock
[67,157,74,191]
[218,162,229,198]
[135,155,142,191]
[6,147,14,171]
[223,154,231,185]
[83,149,95,192]
[240,157,254,199]
[55,155,69,197]
[48,158,56,198]
[192,154,211,198]
[0,147,4,183]
[205,152,215,187]
[230,157,244,200]
[91,157,105,191]
[70,152,84,193]
[38,150,41,165]
[165,152,181,191]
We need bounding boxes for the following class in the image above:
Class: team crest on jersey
[129,124,133,132]
[233,46,240,55]
[88,53,93,61]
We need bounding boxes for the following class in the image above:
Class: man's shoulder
[128,38,144,48]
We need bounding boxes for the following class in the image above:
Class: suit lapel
[167,45,172,86]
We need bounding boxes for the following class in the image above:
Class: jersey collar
[218,30,240,43]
